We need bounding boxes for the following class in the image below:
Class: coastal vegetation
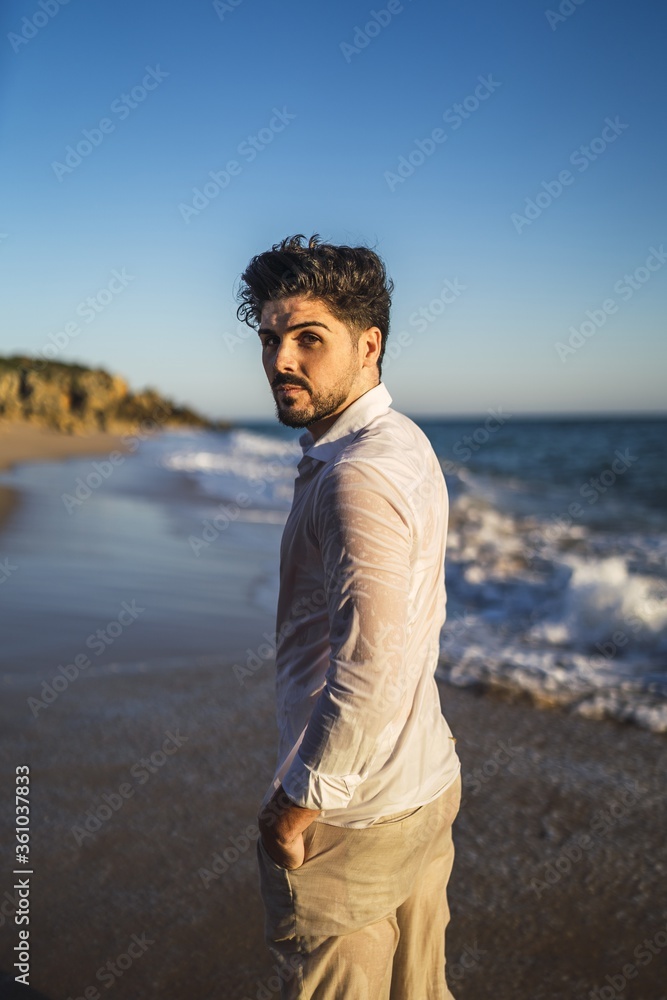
[0,355,229,434]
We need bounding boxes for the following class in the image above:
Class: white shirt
[263,380,460,827]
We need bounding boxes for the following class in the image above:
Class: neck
[308,379,380,441]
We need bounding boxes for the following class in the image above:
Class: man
[237,234,461,999]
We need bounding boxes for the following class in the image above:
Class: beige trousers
[256,773,461,999]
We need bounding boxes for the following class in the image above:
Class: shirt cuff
[281,750,365,811]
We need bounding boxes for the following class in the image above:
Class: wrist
[258,813,295,844]
[258,783,321,842]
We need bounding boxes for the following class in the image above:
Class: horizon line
[226,409,667,424]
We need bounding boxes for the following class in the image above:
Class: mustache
[273,377,309,390]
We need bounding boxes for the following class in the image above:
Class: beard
[273,381,352,428]
[272,360,358,429]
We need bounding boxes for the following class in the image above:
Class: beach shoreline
[0,420,135,535]
[0,661,664,1000]
[0,421,664,999]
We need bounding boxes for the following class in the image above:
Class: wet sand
[0,425,665,999]
[0,665,665,1000]
[0,421,133,535]
[0,422,133,475]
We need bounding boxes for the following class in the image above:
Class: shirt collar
[297,381,393,468]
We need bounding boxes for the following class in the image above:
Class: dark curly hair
[236,234,394,376]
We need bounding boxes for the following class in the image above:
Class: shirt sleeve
[281,459,415,811]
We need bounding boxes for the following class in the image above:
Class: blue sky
[1,0,665,420]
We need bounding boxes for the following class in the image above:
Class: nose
[272,337,299,377]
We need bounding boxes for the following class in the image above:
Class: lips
[276,384,306,394]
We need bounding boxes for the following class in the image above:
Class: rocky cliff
[0,356,230,434]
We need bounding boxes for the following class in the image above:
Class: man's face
[258,295,380,439]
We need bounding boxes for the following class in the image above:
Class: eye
[301,333,319,344]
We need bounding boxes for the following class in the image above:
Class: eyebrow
[257,321,332,336]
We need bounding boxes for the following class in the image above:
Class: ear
[359,326,382,369]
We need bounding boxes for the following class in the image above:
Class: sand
[0,421,133,535]
[0,423,665,1000]
[0,665,664,1000]
[0,421,135,475]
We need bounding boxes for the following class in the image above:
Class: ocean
[156,414,667,733]
[1,414,664,734]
